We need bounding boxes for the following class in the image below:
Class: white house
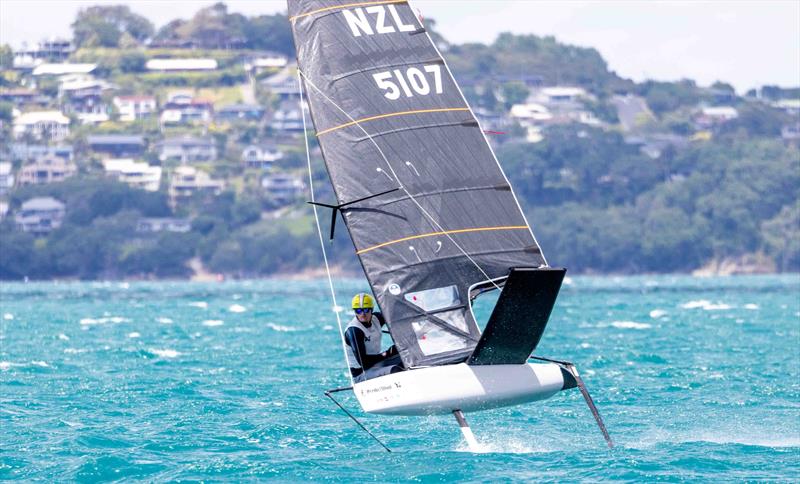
[535,86,588,104]
[145,58,218,71]
[245,53,288,74]
[160,91,213,125]
[14,197,66,235]
[270,102,304,132]
[695,106,739,128]
[113,95,157,122]
[242,144,283,169]
[262,173,305,205]
[13,111,70,141]
[169,166,224,202]
[103,158,163,192]
[509,103,553,124]
[31,63,95,76]
[0,162,14,195]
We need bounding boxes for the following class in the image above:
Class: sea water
[1,275,798,481]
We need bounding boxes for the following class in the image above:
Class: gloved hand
[382,345,398,358]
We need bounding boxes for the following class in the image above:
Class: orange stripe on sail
[290,0,407,22]
[356,226,530,255]
[316,107,470,136]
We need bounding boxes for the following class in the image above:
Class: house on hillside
[242,144,283,169]
[261,173,305,205]
[244,53,288,75]
[103,158,162,192]
[113,95,157,122]
[157,136,217,163]
[509,103,553,125]
[136,217,191,233]
[12,38,73,68]
[17,155,76,185]
[535,86,588,104]
[14,197,65,235]
[262,66,299,101]
[145,58,218,71]
[0,162,14,195]
[0,88,48,107]
[270,102,304,132]
[694,106,738,129]
[31,63,95,76]
[216,104,265,122]
[772,99,800,117]
[160,91,213,125]
[624,133,690,159]
[13,111,70,141]
[87,134,146,157]
[169,166,224,204]
[59,76,114,124]
[782,122,800,145]
[10,144,73,162]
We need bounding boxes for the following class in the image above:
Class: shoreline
[1,271,797,284]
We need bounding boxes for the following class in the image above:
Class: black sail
[289,0,546,367]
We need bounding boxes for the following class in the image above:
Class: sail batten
[291,0,545,367]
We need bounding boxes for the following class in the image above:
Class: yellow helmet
[351,293,375,310]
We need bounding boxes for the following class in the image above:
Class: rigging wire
[297,69,503,292]
[297,70,354,386]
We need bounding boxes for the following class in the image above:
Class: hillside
[0,4,798,279]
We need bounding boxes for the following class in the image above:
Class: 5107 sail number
[373,65,443,100]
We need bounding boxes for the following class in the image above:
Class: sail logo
[342,5,416,37]
[373,65,443,100]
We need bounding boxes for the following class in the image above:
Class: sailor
[345,293,401,382]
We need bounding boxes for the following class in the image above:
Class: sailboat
[289,0,612,451]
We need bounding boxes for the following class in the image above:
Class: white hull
[354,362,566,416]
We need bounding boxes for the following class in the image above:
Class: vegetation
[519,133,799,273]
[72,5,154,48]
[1,3,797,279]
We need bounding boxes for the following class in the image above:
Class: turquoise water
[1,275,798,481]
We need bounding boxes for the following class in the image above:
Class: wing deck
[468,267,566,365]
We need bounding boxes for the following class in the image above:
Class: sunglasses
[354,308,372,314]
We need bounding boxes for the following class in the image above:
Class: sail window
[411,309,470,355]
[404,285,460,312]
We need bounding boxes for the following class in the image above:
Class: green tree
[0,44,13,69]
[119,52,147,73]
[242,14,294,55]
[761,204,800,271]
[72,5,154,48]
[0,231,36,279]
[500,82,529,109]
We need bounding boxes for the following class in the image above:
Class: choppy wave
[681,299,732,310]
[266,323,299,332]
[1,276,798,480]
[148,349,181,358]
[79,316,130,326]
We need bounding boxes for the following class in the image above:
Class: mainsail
[290,0,547,368]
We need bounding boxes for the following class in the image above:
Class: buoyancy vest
[344,314,383,370]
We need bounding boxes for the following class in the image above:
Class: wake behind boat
[288,0,612,451]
